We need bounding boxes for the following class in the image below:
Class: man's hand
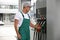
[34,23,41,32]
[30,22,41,29]
[36,26,41,29]
[35,23,41,30]
[17,33,21,39]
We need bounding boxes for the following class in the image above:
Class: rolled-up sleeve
[14,12,21,20]
[14,12,23,28]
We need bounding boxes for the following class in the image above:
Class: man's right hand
[17,33,21,39]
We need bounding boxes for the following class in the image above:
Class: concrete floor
[0,25,34,40]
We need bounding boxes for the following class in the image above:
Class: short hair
[23,3,31,8]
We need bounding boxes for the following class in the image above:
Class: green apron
[18,12,30,40]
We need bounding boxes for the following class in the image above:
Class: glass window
[9,5,18,9]
[5,5,10,9]
[9,14,15,22]
[0,5,18,9]
[14,5,18,9]
[1,5,5,9]
[0,5,1,8]
[9,5,14,9]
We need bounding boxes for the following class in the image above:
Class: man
[14,3,40,40]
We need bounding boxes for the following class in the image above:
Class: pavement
[0,25,34,40]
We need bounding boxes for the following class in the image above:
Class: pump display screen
[36,7,46,18]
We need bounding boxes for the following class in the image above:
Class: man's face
[25,6,30,13]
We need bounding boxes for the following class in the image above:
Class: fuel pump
[33,16,46,40]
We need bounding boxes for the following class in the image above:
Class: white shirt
[14,12,30,28]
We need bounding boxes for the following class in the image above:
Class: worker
[14,3,40,40]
